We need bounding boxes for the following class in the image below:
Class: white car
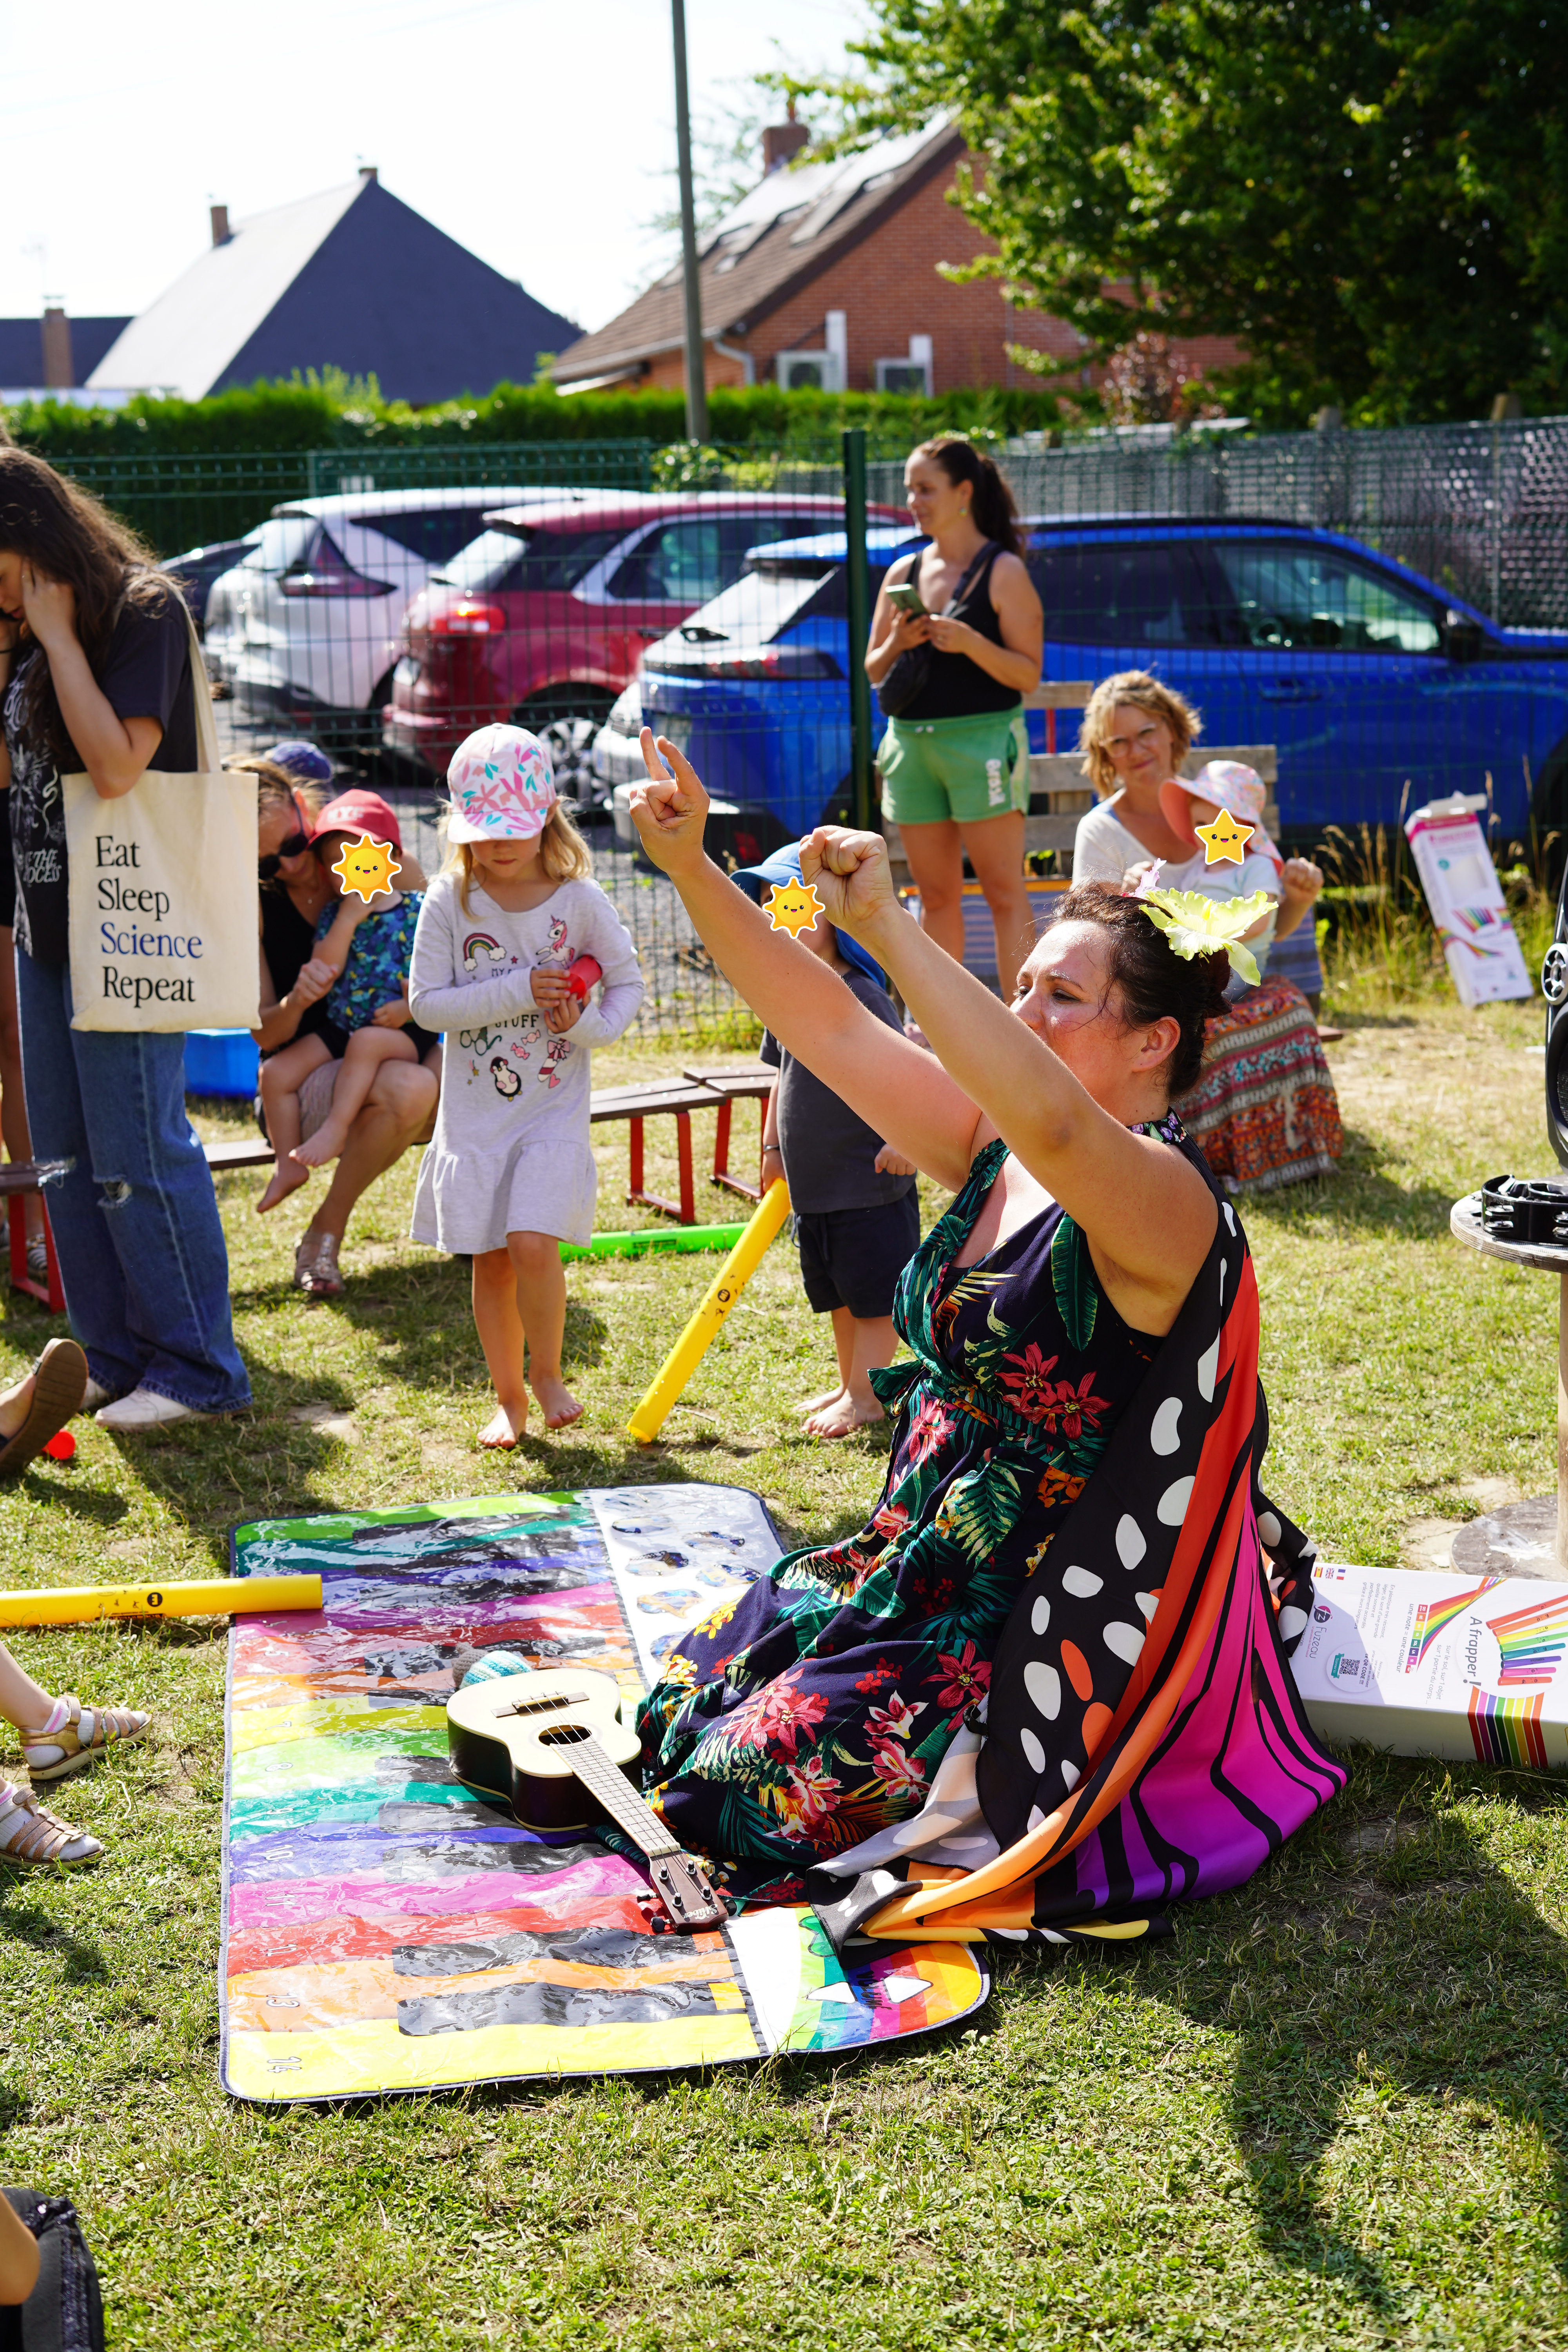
[202,485,568,746]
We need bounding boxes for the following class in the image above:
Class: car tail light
[656,645,842,681]
[426,601,508,637]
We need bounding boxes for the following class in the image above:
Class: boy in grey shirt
[735,848,920,1441]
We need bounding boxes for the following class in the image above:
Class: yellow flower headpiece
[1138,887,1276,987]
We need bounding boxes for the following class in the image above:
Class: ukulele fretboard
[568,1734,680,1860]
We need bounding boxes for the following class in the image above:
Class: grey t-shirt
[760,966,917,1215]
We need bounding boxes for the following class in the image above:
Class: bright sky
[0,0,865,340]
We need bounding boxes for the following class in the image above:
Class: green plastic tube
[559,1223,748,1263]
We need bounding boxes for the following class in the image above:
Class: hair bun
[1201,949,1231,1017]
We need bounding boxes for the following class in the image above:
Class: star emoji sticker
[331,832,402,903]
[1193,806,1254,866]
[766,878,823,937]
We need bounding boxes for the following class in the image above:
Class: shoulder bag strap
[179,603,220,777]
[942,539,1000,617]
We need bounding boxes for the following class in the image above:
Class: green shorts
[877,707,1030,828]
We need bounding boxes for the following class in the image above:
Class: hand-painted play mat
[223,1487,989,2102]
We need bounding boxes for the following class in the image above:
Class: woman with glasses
[243,760,437,1299]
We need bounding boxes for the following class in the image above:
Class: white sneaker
[94,1388,210,1432]
[80,1378,117,1415]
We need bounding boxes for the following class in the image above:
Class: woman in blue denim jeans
[0,448,249,1432]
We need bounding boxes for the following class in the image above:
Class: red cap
[312,790,403,855]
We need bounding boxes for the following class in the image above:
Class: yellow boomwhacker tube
[0,1575,323,1627]
[628,1179,791,1445]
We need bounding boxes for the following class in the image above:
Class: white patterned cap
[445,724,556,842]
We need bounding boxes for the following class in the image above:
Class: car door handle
[1258,683,1325,702]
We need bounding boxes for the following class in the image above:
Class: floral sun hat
[445,724,557,842]
[1158,760,1281,867]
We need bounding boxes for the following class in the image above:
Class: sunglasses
[257,828,312,880]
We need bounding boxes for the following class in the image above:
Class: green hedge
[2,375,1067,462]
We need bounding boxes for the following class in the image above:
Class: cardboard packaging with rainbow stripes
[1294,1563,1568,1767]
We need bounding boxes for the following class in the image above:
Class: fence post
[843,425,873,832]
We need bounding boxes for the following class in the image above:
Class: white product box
[1296,1562,1568,1765]
[1403,796,1533,1008]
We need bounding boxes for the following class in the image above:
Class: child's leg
[507,1230,582,1430]
[257,1035,331,1213]
[292,1028,417,1169]
[0,1640,149,1782]
[804,1314,896,1439]
[471,1245,529,1448]
[798,1305,856,1417]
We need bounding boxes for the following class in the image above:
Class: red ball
[42,1431,76,1462]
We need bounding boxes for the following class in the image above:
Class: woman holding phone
[865,438,1043,1004]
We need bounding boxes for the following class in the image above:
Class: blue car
[634,518,1568,850]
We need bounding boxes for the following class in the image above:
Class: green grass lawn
[2,999,1568,2350]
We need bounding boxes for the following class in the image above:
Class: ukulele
[445,1668,726,1931]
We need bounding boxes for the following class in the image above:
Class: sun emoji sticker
[331,833,402,903]
[1193,807,1254,866]
[765,878,823,937]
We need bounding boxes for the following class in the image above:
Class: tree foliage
[769,0,1567,425]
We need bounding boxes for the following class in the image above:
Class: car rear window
[1201,539,1443,653]
[353,507,497,563]
[1027,539,1217,646]
[436,526,630,594]
[607,515,828,605]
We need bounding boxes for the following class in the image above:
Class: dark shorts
[795,1193,921,1319]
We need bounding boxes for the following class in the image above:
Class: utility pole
[671,0,709,444]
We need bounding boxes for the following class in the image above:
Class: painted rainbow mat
[222,1488,987,2103]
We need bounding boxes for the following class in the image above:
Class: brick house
[554,118,1240,402]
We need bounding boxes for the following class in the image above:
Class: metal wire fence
[45,416,1568,1036]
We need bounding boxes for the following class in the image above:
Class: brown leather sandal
[0,1339,88,1477]
[295,1230,344,1299]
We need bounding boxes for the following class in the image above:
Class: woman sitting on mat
[626,727,1344,1946]
[247,769,437,1298]
[1073,673,1341,1196]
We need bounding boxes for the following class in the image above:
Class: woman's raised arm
[630,733,985,1190]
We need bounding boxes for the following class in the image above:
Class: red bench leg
[677,1111,694,1226]
[712,1098,732,1185]
[8,1189,64,1314]
[626,1111,695,1222]
[627,1114,644,1207]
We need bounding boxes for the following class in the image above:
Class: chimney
[210,203,231,247]
[358,165,379,185]
[762,114,809,173]
[41,304,73,391]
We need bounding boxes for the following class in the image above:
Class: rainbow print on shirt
[1485,1591,1568,1687]
[1468,1688,1548,1768]
[1405,1575,1502,1673]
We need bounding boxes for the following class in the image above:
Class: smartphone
[887,582,926,616]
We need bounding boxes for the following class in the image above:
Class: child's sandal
[0,1782,101,1867]
[22,1694,151,1785]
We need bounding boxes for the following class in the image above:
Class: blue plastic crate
[184,1028,259,1099]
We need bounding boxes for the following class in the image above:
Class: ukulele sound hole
[538,1723,593,1748]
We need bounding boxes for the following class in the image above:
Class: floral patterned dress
[637,1122,1186,1891]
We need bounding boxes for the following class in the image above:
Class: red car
[383,490,899,800]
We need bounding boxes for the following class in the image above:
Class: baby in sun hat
[406,725,644,1447]
[1128,760,1322,987]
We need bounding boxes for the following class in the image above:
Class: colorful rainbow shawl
[813,1178,1346,1949]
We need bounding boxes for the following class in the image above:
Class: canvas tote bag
[64,606,259,1033]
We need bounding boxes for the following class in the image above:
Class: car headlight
[606,684,642,735]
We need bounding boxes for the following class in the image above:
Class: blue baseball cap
[263,739,335,785]
[730,842,888,989]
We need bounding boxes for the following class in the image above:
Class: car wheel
[515,690,617,815]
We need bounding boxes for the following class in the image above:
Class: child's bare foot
[257,1161,310,1214]
[291,1119,349,1172]
[796,1384,846,1416]
[531,1375,583,1432]
[477,1402,526,1450]
[804,1393,886,1441]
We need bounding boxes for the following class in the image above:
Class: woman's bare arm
[632,735,1214,1313]
[632,734,984,1188]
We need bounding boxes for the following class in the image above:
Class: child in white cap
[408,725,643,1443]
[1129,760,1323,985]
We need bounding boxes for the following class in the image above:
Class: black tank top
[890,544,1022,723]
[260,884,333,1057]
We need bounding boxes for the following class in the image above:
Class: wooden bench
[588,1079,724,1224]
[0,1163,67,1314]
[682,1063,775,1206]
